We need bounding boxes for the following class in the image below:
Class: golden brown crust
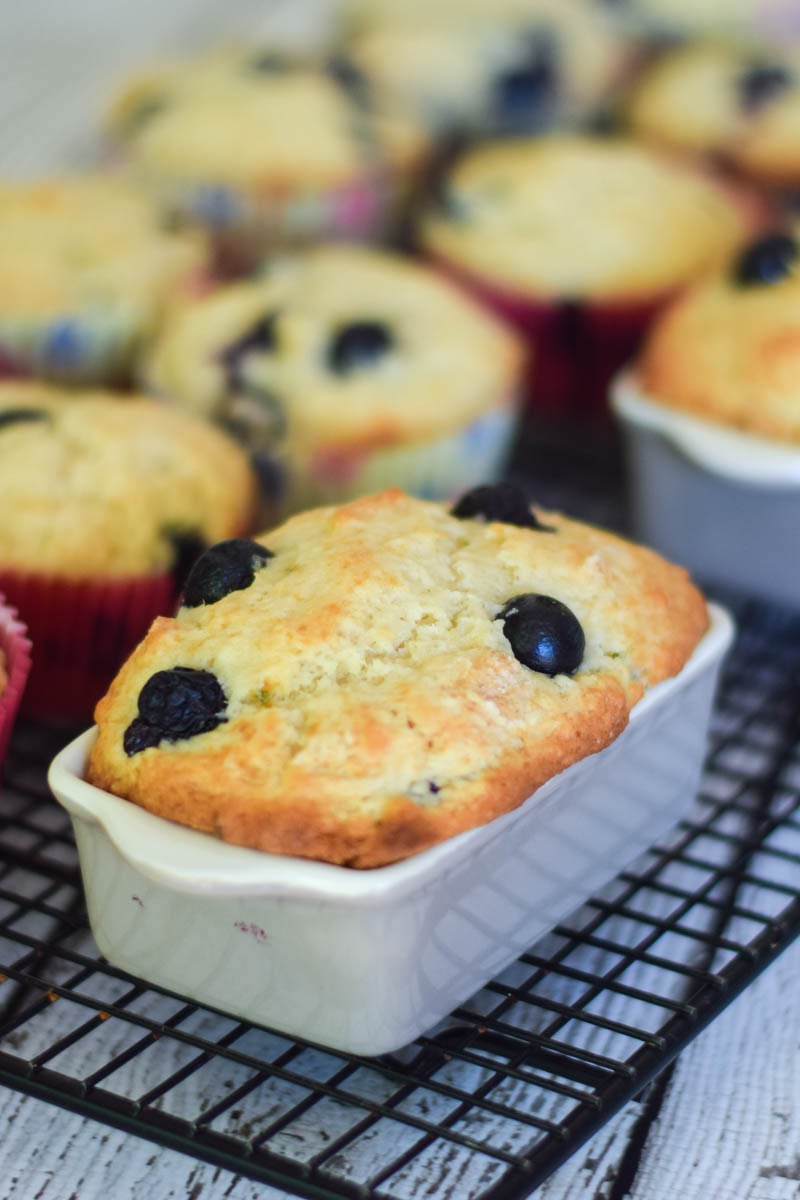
[88,490,708,868]
[638,262,800,444]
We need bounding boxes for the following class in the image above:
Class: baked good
[104,46,429,262]
[144,244,524,513]
[88,485,708,868]
[636,228,800,443]
[0,174,206,385]
[420,134,750,416]
[0,382,258,719]
[343,0,628,139]
[609,0,786,40]
[626,42,800,189]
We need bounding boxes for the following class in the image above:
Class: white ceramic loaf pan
[48,605,732,1057]
[613,373,800,607]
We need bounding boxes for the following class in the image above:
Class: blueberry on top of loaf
[0,382,257,577]
[88,487,708,868]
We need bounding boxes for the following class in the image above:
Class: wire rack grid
[0,590,799,1199]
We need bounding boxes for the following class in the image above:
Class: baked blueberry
[733,232,799,287]
[451,482,551,531]
[327,54,371,107]
[248,51,293,74]
[219,312,279,393]
[123,666,228,755]
[328,321,394,374]
[182,538,273,608]
[737,62,793,113]
[118,93,169,137]
[0,408,50,430]
[497,593,584,676]
[492,32,558,131]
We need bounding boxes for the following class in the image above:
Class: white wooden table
[1,1,799,1195]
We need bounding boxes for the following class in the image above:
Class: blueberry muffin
[87,485,709,868]
[0,383,258,719]
[343,0,630,140]
[0,175,206,385]
[626,42,800,190]
[104,46,429,262]
[420,134,750,415]
[144,244,524,512]
[609,0,789,41]
[635,228,800,443]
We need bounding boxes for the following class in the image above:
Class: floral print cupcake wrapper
[145,173,394,271]
[0,569,180,724]
[0,310,146,387]
[0,598,32,768]
[284,404,518,514]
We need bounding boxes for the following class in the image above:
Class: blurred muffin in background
[104,45,430,266]
[419,134,752,418]
[607,0,793,42]
[0,383,258,721]
[0,175,206,386]
[626,42,800,191]
[341,0,632,141]
[143,244,524,515]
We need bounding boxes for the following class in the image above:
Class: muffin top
[145,244,523,454]
[626,42,800,187]
[0,383,257,576]
[0,175,205,321]
[637,228,800,444]
[345,0,627,136]
[420,135,748,300]
[88,486,708,868]
[105,46,426,190]
[611,0,783,40]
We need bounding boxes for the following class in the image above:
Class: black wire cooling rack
[1,442,800,1199]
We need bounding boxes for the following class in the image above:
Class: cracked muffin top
[0,382,257,576]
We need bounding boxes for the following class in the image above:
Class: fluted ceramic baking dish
[613,372,800,608]
[48,604,732,1057]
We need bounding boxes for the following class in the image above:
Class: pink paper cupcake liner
[0,598,32,767]
[431,256,668,420]
[0,569,180,724]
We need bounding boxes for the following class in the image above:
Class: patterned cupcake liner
[0,598,32,769]
[0,569,180,724]
[0,310,145,387]
[146,172,395,272]
[283,404,518,514]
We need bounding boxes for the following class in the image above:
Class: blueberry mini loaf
[637,229,800,443]
[0,175,205,385]
[144,244,523,512]
[88,486,708,868]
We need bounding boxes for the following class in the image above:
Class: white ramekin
[48,605,733,1057]
[613,372,800,608]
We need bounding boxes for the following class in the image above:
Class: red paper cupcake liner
[431,255,667,419]
[0,598,32,768]
[0,569,179,724]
